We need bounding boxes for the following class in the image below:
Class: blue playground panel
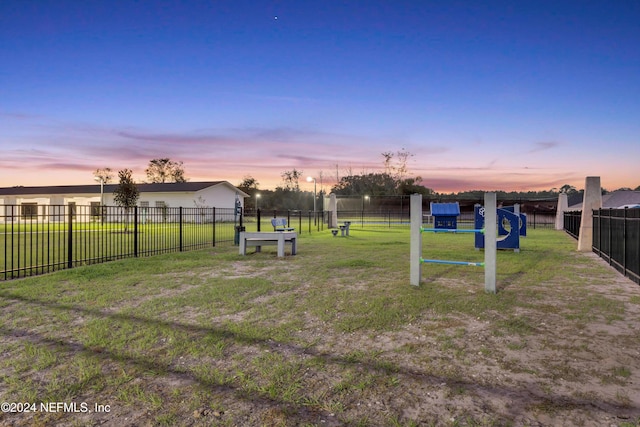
[497,206,527,237]
[474,205,521,251]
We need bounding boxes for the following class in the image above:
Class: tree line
[95,154,640,212]
[93,158,188,212]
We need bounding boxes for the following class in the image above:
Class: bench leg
[277,234,285,257]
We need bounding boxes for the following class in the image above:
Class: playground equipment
[430,202,460,229]
[498,206,527,237]
[411,193,497,293]
[474,204,526,252]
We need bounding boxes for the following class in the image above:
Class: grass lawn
[1,228,639,426]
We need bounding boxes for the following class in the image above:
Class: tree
[93,168,114,184]
[332,173,397,196]
[280,169,303,192]
[238,175,260,192]
[113,169,139,231]
[379,149,415,193]
[559,184,578,194]
[394,148,413,183]
[397,176,434,196]
[635,185,640,191]
[145,158,187,183]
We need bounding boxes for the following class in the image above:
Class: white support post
[555,192,568,230]
[410,194,423,286]
[484,192,497,293]
[577,176,602,252]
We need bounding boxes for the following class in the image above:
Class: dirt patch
[2,243,640,426]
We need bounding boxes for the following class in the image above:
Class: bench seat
[239,231,297,257]
[271,218,295,232]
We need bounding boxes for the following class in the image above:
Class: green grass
[0,228,638,426]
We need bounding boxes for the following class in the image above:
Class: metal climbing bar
[420,227,484,234]
[420,258,485,267]
[411,192,497,292]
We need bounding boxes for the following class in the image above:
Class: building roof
[568,190,640,210]
[430,202,460,216]
[0,181,249,197]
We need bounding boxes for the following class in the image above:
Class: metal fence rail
[246,209,557,231]
[564,211,582,239]
[593,208,640,285]
[1,205,236,280]
[2,203,562,281]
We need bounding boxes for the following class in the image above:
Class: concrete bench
[239,231,297,257]
[271,218,295,232]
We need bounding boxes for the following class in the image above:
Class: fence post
[179,207,183,252]
[134,206,138,257]
[212,207,216,247]
[608,208,613,265]
[623,207,627,275]
[257,208,261,232]
[298,210,302,232]
[67,206,73,269]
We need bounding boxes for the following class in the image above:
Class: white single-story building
[0,181,249,223]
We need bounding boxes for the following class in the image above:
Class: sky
[1,0,639,194]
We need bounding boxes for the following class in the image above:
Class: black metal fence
[246,209,557,231]
[3,202,562,282]
[593,208,640,285]
[564,211,582,239]
[1,205,237,281]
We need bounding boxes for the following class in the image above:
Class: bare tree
[381,152,394,175]
[394,148,413,183]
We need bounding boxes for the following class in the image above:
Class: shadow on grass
[1,289,638,423]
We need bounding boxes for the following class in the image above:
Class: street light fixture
[362,194,370,211]
[306,176,317,213]
[94,176,105,206]
[94,176,105,223]
[255,193,261,211]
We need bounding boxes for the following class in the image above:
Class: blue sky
[1,0,638,192]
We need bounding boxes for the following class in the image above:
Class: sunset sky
[1,0,639,193]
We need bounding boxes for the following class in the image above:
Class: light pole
[362,195,370,210]
[255,193,261,211]
[306,175,316,210]
[94,176,104,222]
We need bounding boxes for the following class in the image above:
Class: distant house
[568,190,640,210]
[0,181,249,222]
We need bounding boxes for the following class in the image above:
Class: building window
[21,203,38,219]
[90,201,101,218]
[68,202,77,219]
